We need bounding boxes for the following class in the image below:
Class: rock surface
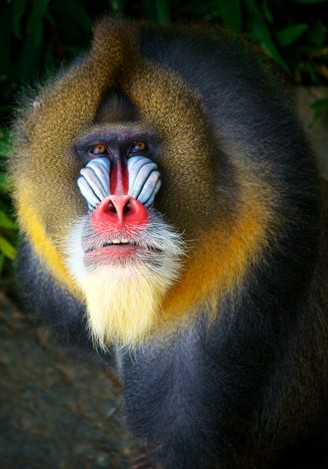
[0,292,138,469]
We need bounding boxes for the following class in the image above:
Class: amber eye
[130,141,146,154]
[88,143,108,156]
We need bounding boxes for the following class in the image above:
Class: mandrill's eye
[129,141,147,155]
[87,143,108,158]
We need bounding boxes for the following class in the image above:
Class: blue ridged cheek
[127,156,161,208]
[77,155,161,210]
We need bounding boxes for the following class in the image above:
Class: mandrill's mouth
[82,235,164,264]
[84,238,163,254]
[65,210,185,276]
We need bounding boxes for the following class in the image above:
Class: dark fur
[13,22,328,468]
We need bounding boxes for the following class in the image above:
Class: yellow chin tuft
[79,265,166,348]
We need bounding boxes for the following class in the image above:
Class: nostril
[108,200,117,214]
[91,194,149,231]
[124,199,132,214]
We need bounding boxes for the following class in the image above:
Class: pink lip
[85,244,140,261]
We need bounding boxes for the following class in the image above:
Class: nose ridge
[110,159,129,196]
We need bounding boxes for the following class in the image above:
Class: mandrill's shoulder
[15,236,89,349]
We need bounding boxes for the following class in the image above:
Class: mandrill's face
[65,126,185,348]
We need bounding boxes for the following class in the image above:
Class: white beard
[65,213,185,348]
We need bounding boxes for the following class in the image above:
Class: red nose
[91,194,148,231]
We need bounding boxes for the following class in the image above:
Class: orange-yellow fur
[14,181,79,294]
[163,165,276,322]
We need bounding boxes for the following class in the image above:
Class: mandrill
[10,18,328,469]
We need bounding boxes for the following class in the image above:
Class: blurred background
[0,1,327,468]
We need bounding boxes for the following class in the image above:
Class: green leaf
[297,61,322,83]
[155,0,170,23]
[0,127,11,156]
[0,236,17,260]
[0,210,17,229]
[12,0,29,38]
[54,0,92,31]
[108,0,126,14]
[310,97,328,123]
[0,173,13,194]
[306,22,327,47]
[276,24,308,47]
[215,0,242,32]
[245,0,289,70]
[0,9,13,75]
[310,97,328,111]
[142,0,170,22]
[26,0,49,45]
[15,35,42,84]
[262,0,273,23]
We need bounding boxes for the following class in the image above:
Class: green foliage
[311,97,328,122]
[244,0,287,69]
[181,0,327,81]
[0,128,17,273]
